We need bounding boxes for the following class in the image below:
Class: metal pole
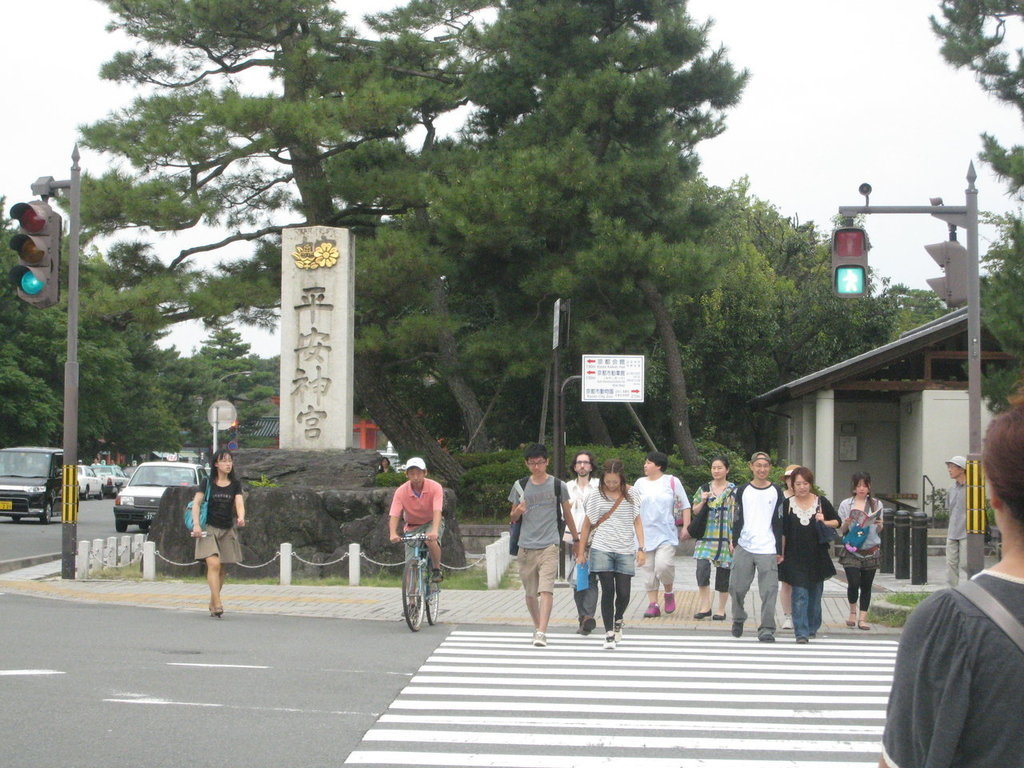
[880,507,894,574]
[212,405,220,457]
[894,510,911,580]
[964,164,986,577]
[61,147,82,580]
[911,510,929,585]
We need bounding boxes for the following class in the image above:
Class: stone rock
[231,448,379,489]
[147,479,465,581]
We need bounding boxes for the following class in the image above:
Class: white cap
[945,455,967,469]
[405,457,426,471]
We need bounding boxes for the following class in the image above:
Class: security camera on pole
[837,163,985,577]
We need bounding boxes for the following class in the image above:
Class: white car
[113,461,208,533]
[76,465,103,500]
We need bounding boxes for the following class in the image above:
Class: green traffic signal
[834,265,866,296]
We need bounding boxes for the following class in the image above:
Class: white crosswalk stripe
[345,629,896,767]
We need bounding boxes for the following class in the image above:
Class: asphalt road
[0,498,131,564]
[0,593,443,768]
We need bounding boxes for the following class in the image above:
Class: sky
[1,1,1020,357]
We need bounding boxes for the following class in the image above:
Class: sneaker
[795,636,809,644]
[431,568,444,583]
[532,631,547,647]
[603,632,616,650]
[643,603,661,618]
[581,617,596,635]
[758,631,776,643]
[575,618,585,635]
[613,620,623,643]
[782,614,793,631]
[731,621,744,638]
[663,592,676,614]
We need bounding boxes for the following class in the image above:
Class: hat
[405,457,427,471]
[945,455,967,469]
[783,464,800,477]
[749,451,771,463]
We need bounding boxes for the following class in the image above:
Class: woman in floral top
[690,456,736,621]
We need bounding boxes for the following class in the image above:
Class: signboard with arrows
[581,355,645,403]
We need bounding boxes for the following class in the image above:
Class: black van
[0,447,63,524]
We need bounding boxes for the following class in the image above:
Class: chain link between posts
[154,547,486,573]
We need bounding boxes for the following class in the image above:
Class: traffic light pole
[839,163,984,577]
[34,148,82,579]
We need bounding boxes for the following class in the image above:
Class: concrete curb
[0,553,59,576]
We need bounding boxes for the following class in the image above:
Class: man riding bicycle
[388,457,445,582]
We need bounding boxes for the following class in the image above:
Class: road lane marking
[167,662,270,669]
[0,669,64,676]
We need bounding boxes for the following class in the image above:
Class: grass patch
[884,592,930,608]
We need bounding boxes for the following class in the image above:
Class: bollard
[142,541,156,580]
[911,511,929,585]
[280,542,292,586]
[131,534,145,562]
[894,510,911,579]
[348,542,361,586]
[104,536,118,569]
[880,507,895,574]
[76,539,91,579]
[90,538,104,574]
[118,535,131,567]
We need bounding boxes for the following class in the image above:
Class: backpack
[509,476,565,555]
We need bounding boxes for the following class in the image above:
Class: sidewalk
[0,550,977,637]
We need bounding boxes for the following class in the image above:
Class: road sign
[207,399,236,430]
[581,355,644,403]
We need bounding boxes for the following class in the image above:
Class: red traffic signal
[8,201,61,308]
[831,226,869,298]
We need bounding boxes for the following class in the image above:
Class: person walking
[779,464,799,631]
[577,459,645,650]
[880,397,1024,768]
[508,444,579,648]
[836,472,884,630]
[690,456,736,621]
[728,451,785,642]
[944,455,968,586]
[191,449,245,618]
[633,451,688,618]
[779,466,839,643]
[566,450,599,635]
[387,457,445,582]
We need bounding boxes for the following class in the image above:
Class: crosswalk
[345,628,897,767]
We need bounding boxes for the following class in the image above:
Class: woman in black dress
[191,449,246,617]
[779,466,839,643]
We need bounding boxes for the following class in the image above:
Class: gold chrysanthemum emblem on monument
[292,241,340,269]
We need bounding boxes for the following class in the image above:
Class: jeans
[791,581,824,639]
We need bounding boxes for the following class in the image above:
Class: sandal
[858,621,871,631]
[846,610,857,628]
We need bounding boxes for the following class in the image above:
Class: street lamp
[209,371,253,458]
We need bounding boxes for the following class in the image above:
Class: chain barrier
[154,550,200,568]
[441,553,487,571]
[360,552,408,568]
[293,551,349,567]
[235,552,281,569]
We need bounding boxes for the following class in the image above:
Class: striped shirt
[585,491,640,555]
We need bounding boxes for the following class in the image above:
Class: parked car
[0,446,63,524]
[113,461,208,533]
[91,464,128,498]
[76,465,103,500]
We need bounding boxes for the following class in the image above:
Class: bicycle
[399,533,441,631]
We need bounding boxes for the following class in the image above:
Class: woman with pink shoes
[634,451,690,618]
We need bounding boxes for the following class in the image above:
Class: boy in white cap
[388,457,445,582]
[945,455,968,586]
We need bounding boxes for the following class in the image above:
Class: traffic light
[831,226,869,298]
[9,201,62,308]
[925,239,968,308]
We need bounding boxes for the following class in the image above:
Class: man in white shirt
[728,451,785,642]
[565,450,599,634]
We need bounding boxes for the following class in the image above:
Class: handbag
[574,560,590,590]
[183,483,209,531]
[686,482,710,540]
[843,523,869,552]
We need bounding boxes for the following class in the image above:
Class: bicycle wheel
[425,569,440,626]
[402,559,424,631]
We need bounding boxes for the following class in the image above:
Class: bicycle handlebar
[399,533,431,542]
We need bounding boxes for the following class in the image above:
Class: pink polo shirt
[389,477,444,528]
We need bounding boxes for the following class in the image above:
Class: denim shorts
[588,548,636,576]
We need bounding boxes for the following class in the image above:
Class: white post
[117,535,131,567]
[348,542,360,586]
[280,542,292,586]
[90,538,104,573]
[142,541,156,580]
[104,536,117,569]
[76,539,90,579]
[131,534,145,562]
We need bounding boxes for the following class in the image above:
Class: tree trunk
[581,402,613,446]
[354,354,465,485]
[636,278,701,465]
[430,279,492,452]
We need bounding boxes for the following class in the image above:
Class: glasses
[526,459,547,466]
[574,460,592,466]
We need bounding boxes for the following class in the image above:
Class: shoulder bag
[585,496,624,552]
[183,482,209,531]
[687,482,710,540]
[957,579,1024,656]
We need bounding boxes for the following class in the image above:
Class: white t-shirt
[737,483,780,555]
[634,474,689,550]
[564,477,598,542]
